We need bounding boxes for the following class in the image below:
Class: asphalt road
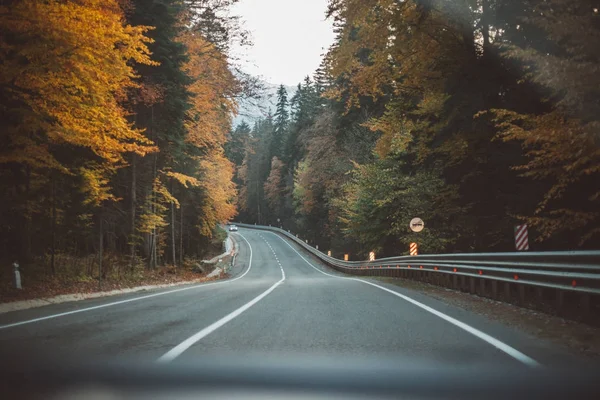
[0,227,584,368]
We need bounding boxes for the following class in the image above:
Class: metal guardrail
[234,223,600,298]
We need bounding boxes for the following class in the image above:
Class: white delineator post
[13,262,21,289]
[514,225,529,251]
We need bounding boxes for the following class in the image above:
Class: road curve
[0,227,582,367]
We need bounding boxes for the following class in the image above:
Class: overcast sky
[230,0,335,86]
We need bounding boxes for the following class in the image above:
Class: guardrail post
[504,282,511,301]
[452,275,458,289]
[491,280,498,298]
[469,277,475,294]
[479,279,485,296]
[518,285,526,304]
[535,287,543,302]
[556,290,564,310]
[460,276,466,291]
[581,293,590,314]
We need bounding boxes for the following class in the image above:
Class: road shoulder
[372,276,600,360]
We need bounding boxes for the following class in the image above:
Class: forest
[0,0,247,283]
[229,0,600,259]
[0,0,598,289]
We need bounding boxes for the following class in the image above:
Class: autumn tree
[0,0,157,266]
[491,1,600,245]
[0,0,245,280]
[264,157,286,221]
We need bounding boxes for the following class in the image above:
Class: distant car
[229,225,238,232]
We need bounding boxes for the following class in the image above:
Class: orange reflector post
[419,265,423,269]
[572,280,577,287]
[407,265,411,269]
[409,242,418,256]
[434,267,439,271]
[344,254,349,261]
[478,270,483,275]
[514,274,519,280]
[453,268,457,273]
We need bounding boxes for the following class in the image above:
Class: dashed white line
[156,232,286,363]
[267,231,540,368]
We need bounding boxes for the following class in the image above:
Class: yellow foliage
[493,109,600,242]
[79,165,119,206]
[197,148,238,231]
[163,171,201,189]
[264,157,286,212]
[176,30,240,235]
[0,0,158,204]
[180,31,239,149]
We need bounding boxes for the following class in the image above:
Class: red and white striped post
[514,224,529,251]
[409,242,418,256]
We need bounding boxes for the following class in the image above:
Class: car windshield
[1,0,599,385]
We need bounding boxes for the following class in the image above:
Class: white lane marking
[157,232,285,363]
[268,232,540,368]
[0,234,254,331]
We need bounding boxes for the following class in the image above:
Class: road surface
[0,227,582,367]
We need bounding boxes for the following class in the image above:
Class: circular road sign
[410,218,425,233]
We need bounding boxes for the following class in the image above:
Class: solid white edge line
[267,231,540,368]
[0,233,253,331]
[157,232,285,363]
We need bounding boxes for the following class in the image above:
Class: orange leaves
[264,157,286,212]
[0,0,157,204]
[79,165,119,206]
[197,149,238,236]
[491,108,600,243]
[180,31,238,149]
[175,30,240,233]
[163,171,200,189]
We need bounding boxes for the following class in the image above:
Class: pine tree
[271,85,289,159]
[226,122,252,168]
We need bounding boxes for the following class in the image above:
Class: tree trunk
[98,214,103,280]
[153,227,158,267]
[129,154,137,269]
[171,180,176,267]
[256,181,261,224]
[148,105,157,270]
[51,175,56,275]
[481,0,491,56]
[179,204,184,266]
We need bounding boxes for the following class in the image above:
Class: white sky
[230,0,335,86]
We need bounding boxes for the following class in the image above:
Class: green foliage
[229,0,600,256]
[339,158,468,256]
